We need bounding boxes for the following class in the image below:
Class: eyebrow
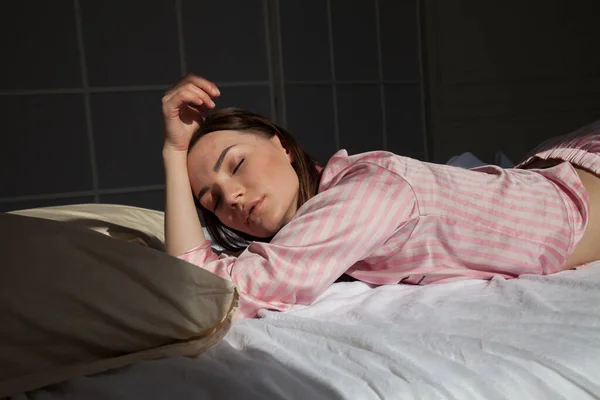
[214,144,236,173]
[196,144,237,203]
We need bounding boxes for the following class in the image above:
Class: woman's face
[187,130,299,238]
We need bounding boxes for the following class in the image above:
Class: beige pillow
[0,212,237,397]
[10,203,166,251]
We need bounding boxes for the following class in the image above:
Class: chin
[244,202,293,239]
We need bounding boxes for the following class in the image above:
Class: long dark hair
[188,107,321,253]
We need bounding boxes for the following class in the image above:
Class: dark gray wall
[0,0,425,212]
[424,0,600,163]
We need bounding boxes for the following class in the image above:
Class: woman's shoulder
[319,149,411,191]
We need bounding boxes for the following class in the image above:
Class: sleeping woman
[162,74,600,318]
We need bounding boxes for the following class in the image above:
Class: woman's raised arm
[161,75,220,256]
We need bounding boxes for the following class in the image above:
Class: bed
[3,152,600,400]
[12,262,600,400]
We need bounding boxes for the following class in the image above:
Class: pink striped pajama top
[180,124,600,318]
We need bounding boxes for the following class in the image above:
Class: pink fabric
[179,129,600,318]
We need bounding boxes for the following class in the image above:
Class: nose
[221,181,245,210]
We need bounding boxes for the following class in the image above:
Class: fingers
[184,74,220,97]
[184,83,215,108]
[163,74,220,103]
[162,89,209,119]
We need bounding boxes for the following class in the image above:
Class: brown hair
[188,107,321,253]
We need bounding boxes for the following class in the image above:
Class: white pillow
[10,203,167,250]
[11,203,219,251]
[0,212,237,397]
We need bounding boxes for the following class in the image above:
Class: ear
[270,134,294,163]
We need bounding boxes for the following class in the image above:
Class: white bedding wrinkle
[18,265,600,400]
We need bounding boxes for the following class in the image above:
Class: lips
[244,197,263,225]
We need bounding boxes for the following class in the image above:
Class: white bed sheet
[16,265,600,400]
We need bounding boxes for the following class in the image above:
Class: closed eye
[233,158,245,174]
[213,159,244,213]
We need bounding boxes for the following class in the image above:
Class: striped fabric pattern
[518,119,600,175]
[180,122,600,318]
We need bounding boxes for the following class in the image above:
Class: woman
[163,74,600,318]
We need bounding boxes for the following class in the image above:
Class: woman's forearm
[163,147,206,256]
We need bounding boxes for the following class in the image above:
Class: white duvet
[18,265,600,400]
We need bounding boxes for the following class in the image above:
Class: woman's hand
[162,74,220,153]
